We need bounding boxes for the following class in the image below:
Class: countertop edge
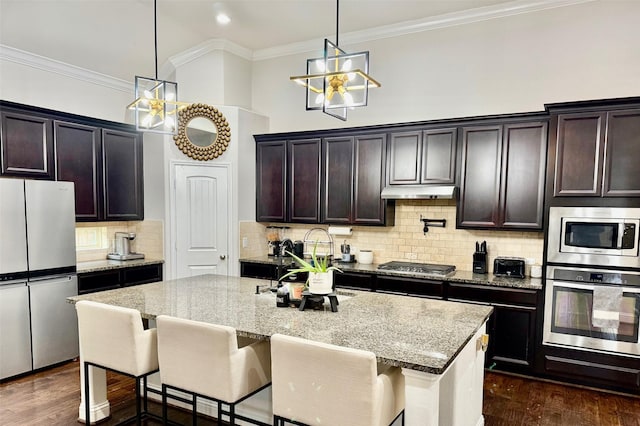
[77,258,165,274]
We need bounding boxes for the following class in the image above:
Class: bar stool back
[156,315,272,425]
[271,333,405,426]
[76,300,160,425]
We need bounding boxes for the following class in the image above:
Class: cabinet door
[102,129,144,220]
[354,134,387,225]
[490,304,536,370]
[421,128,457,184]
[603,109,640,197]
[323,136,353,223]
[54,121,103,221]
[1,111,54,179]
[289,139,321,223]
[458,126,502,228]
[256,141,287,222]
[387,131,422,184]
[501,122,547,229]
[554,112,606,196]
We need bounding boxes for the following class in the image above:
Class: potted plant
[280,241,342,295]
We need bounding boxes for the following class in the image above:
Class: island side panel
[439,323,488,426]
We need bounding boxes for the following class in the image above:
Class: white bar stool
[156,315,272,425]
[76,300,161,425]
[271,333,405,426]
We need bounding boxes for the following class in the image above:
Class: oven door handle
[549,280,640,294]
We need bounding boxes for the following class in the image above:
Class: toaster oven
[493,257,525,278]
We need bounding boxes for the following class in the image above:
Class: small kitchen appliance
[280,239,294,256]
[292,240,304,258]
[107,232,145,261]
[473,241,487,274]
[493,257,526,278]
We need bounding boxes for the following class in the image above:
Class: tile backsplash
[240,200,543,273]
[75,220,164,262]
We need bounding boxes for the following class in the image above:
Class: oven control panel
[552,267,640,286]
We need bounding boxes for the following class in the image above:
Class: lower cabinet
[376,275,444,299]
[78,263,163,294]
[447,282,538,374]
[240,261,279,281]
[334,271,374,291]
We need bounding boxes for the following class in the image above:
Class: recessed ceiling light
[216,13,231,25]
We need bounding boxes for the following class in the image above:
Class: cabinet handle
[220,255,226,260]
[478,334,490,352]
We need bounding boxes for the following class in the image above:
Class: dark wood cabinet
[1,110,54,179]
[552,107,640,198]
[387,131,422,184]
[78,263,163,295]
[54,121,102,221]
[322,136,353,223]
[458,120,547,230]
[289,139,321,223]
[458,125,502,228]
[333,271,374,291]
[2,101,144,222]
[447,282,538,373]
[322,134,389,225]
[421,128,457,184]
[240,261,279,280]
[387,128,457,185]
[553,112,605,197]
[376,275,444,299]
[102,129,144,221]
[256,131,391,226]
[603,109,640,197]
[500,122,547,229]
[353,134,388,225]
[256,141,287,222]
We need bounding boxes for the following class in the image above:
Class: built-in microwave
[547,207,640,269]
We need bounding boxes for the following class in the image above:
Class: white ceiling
[0,0,570,82]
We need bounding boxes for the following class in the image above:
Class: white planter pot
[308,272,333,295]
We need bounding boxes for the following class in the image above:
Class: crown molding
[252,0,595,60]
[0,44,132,93]
[165,38,254,74]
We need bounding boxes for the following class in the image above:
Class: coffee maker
[107,232,145,261]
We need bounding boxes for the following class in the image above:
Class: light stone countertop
[77,258,165,274]
[240,256,542,290]
[68,274,492,375]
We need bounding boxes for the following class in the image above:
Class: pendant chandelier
[290,0,380,121]
[127,0,188,134]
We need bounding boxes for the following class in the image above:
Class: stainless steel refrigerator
[0,178,79,380]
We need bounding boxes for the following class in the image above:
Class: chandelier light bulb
[315,60,326,72]
[343,92,354,106]
[315,93,325,105]
[341,59,352,71]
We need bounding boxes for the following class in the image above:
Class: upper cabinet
[255,141,287,222]
[255,130,391,226]
[289,138,321,223]
[322,134,389,225]
[458,119,547,230]
[1,101,144,222]
[552,108,640,197]
[1,109,54,179]
[387,127,456,185]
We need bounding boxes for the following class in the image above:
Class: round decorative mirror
[173,103,231,160]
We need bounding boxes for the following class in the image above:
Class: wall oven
[547,207,640,269]
[543,265,640,357]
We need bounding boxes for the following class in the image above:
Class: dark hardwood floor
[1,360,638,425]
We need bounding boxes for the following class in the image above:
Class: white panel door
[174,164,228,278]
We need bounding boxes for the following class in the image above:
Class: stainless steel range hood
[380,185,456,200]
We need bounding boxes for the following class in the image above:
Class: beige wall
[76,220,164,263]
[239,200,543,273]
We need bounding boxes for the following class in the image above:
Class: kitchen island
[69,274,492,426]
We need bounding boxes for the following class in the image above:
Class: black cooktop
[377,261,456,277]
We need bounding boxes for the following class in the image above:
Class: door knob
[220,255,226,260]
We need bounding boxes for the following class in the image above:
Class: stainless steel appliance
[377,261,456,277]
[543,265,640,357]
[0,179,78,380]
[547,207,640,269]
[107,232,145,260]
